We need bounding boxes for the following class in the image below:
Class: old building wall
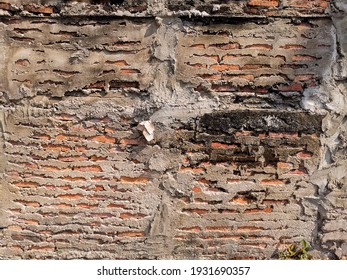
[0,0,345,259]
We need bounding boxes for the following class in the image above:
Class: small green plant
[278,240,312,260]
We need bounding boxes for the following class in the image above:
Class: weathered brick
[14,181,38,188]
[119,213,147,219]
[24,4,53,15]
[260,179,286,185]
[120,176,149,183]
[75,166,103,172]
[88,135,116,144]
[179,226,202,232]
[248,0,279,7]
[57,194,83,199]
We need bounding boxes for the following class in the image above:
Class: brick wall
[0,0,346,259]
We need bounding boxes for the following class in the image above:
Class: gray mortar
[303,0,347,259]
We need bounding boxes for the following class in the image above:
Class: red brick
[42,166,70,171]
[54,185,72,190]
[199,74,222,81]
[20,163,38,169]
[57,194,83,199]
[237,226,263,232]
[85,81,106,89]
[293,55,318,61]
[56,203,73,208]
[120,176,149,183]
[227,179,242,184]
[88,135,116,143]
[91,185,105,191]
[0,3,12,10]
[197,178,211,184]
[269,132,298,138]
[91,176,110,181]
[14,181,38,188]
[120,69,141,74]
[192,186,202,193]
[104,126,116,134]
[120,213,147,219]
[62,176,86,182]
[24,5,53,14]
[120,138,146,145]
[211,142,237,149]
[227,74,254,81]
[280,44,306,49]
[208,43,240,50]
[8,225,22,231]
[242,64,269,70]
[211,63,239,71]
[90,155,107,161]
[42,144,71,152]
[277,162,294,169]
[18,219,39,225]
[6,171,20,177]
[189,44,205,49]
[248,0,279,7]
[244,44,273,50]
[183,208,208,215]
[244,207,273,213]
[231,196,256,204]
[75,165,103,172]
[31,245,55,251]
[174,235,185,239]
[285,0,328,9]
[15,200,40,207]
[107,203,126,209]
[77,203,98,209]
[186,63,207,69]
[105,60,129,66]
[55,114,76,121]
[278,83,303,92]
[58,156,88,162]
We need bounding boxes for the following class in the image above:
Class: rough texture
[0,0,346,260]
